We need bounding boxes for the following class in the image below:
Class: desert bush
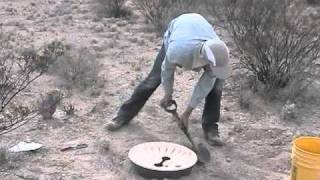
[38,90,63,119]
[281,101,297,120]
[134,0,195,35]
[51,46,100,90]
[96,0,131,18]
[0,29,66,134]
[306,0,320,5]
[209,0,320,100]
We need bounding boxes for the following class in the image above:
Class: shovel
[161,100,211,163]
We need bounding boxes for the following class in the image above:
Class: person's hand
[160,94,173,108]
[179,106,194,131]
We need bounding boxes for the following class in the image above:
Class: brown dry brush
[50,46,100,90]
[0,30,66,134]
[134,0,197,35]
[209,0,320,99]
[307,0,320,5]
[96,0,132,18]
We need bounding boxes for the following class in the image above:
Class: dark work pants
[115,44,224,132]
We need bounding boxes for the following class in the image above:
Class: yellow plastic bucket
[291,136,320,180]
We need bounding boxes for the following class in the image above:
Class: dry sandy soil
[0,0,320,180]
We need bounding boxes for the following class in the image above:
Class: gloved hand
[160,94,173,109]
[179,106,194,131]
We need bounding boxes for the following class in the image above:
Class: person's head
[201,39,231,79]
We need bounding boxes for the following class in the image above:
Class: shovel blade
[193,137,211,163]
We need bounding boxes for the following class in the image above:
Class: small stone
[110,25,118,32]
[116,20,128,27]
[233,124,243,133]
[129,37,138,43]
[93,24,104,32]
[226,157,232,163]
[91,39,98,44]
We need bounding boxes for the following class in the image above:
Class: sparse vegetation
[306,0,320,5]
[134,0,195,35]
[0,29,66,134]
[51,46,100,90]
[210,0,320,100]
[0,147,8,165]
[38,90,63,119]
[96,0,131,19]
[239,90,253,109]
[63,103,75,116]
[281,101,297,120]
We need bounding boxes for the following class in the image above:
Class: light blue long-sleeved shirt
[161,13,220,108]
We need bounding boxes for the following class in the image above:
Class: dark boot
[202,79,225,146]
[204,128,224,146]
[105,116,129,131]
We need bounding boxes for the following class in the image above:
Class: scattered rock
[222,115,234,122]
[91,39,99,44]
[90,100,110,113]
[92,45,104,52]
[281,101,297,120]
[129,37,138,43]
[116,20,128,27]
[96,138,110,154]
[233,124,244,133]
[110,25,118,32]
[93,24,104,32]
[270,139,284,146]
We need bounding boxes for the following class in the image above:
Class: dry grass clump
[38,90,63,120]
[50,46,100,91]
[281,101,297,120]
[96,0,132,19]
[134,0,195,35]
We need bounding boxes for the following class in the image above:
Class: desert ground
[0,0,319,180]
